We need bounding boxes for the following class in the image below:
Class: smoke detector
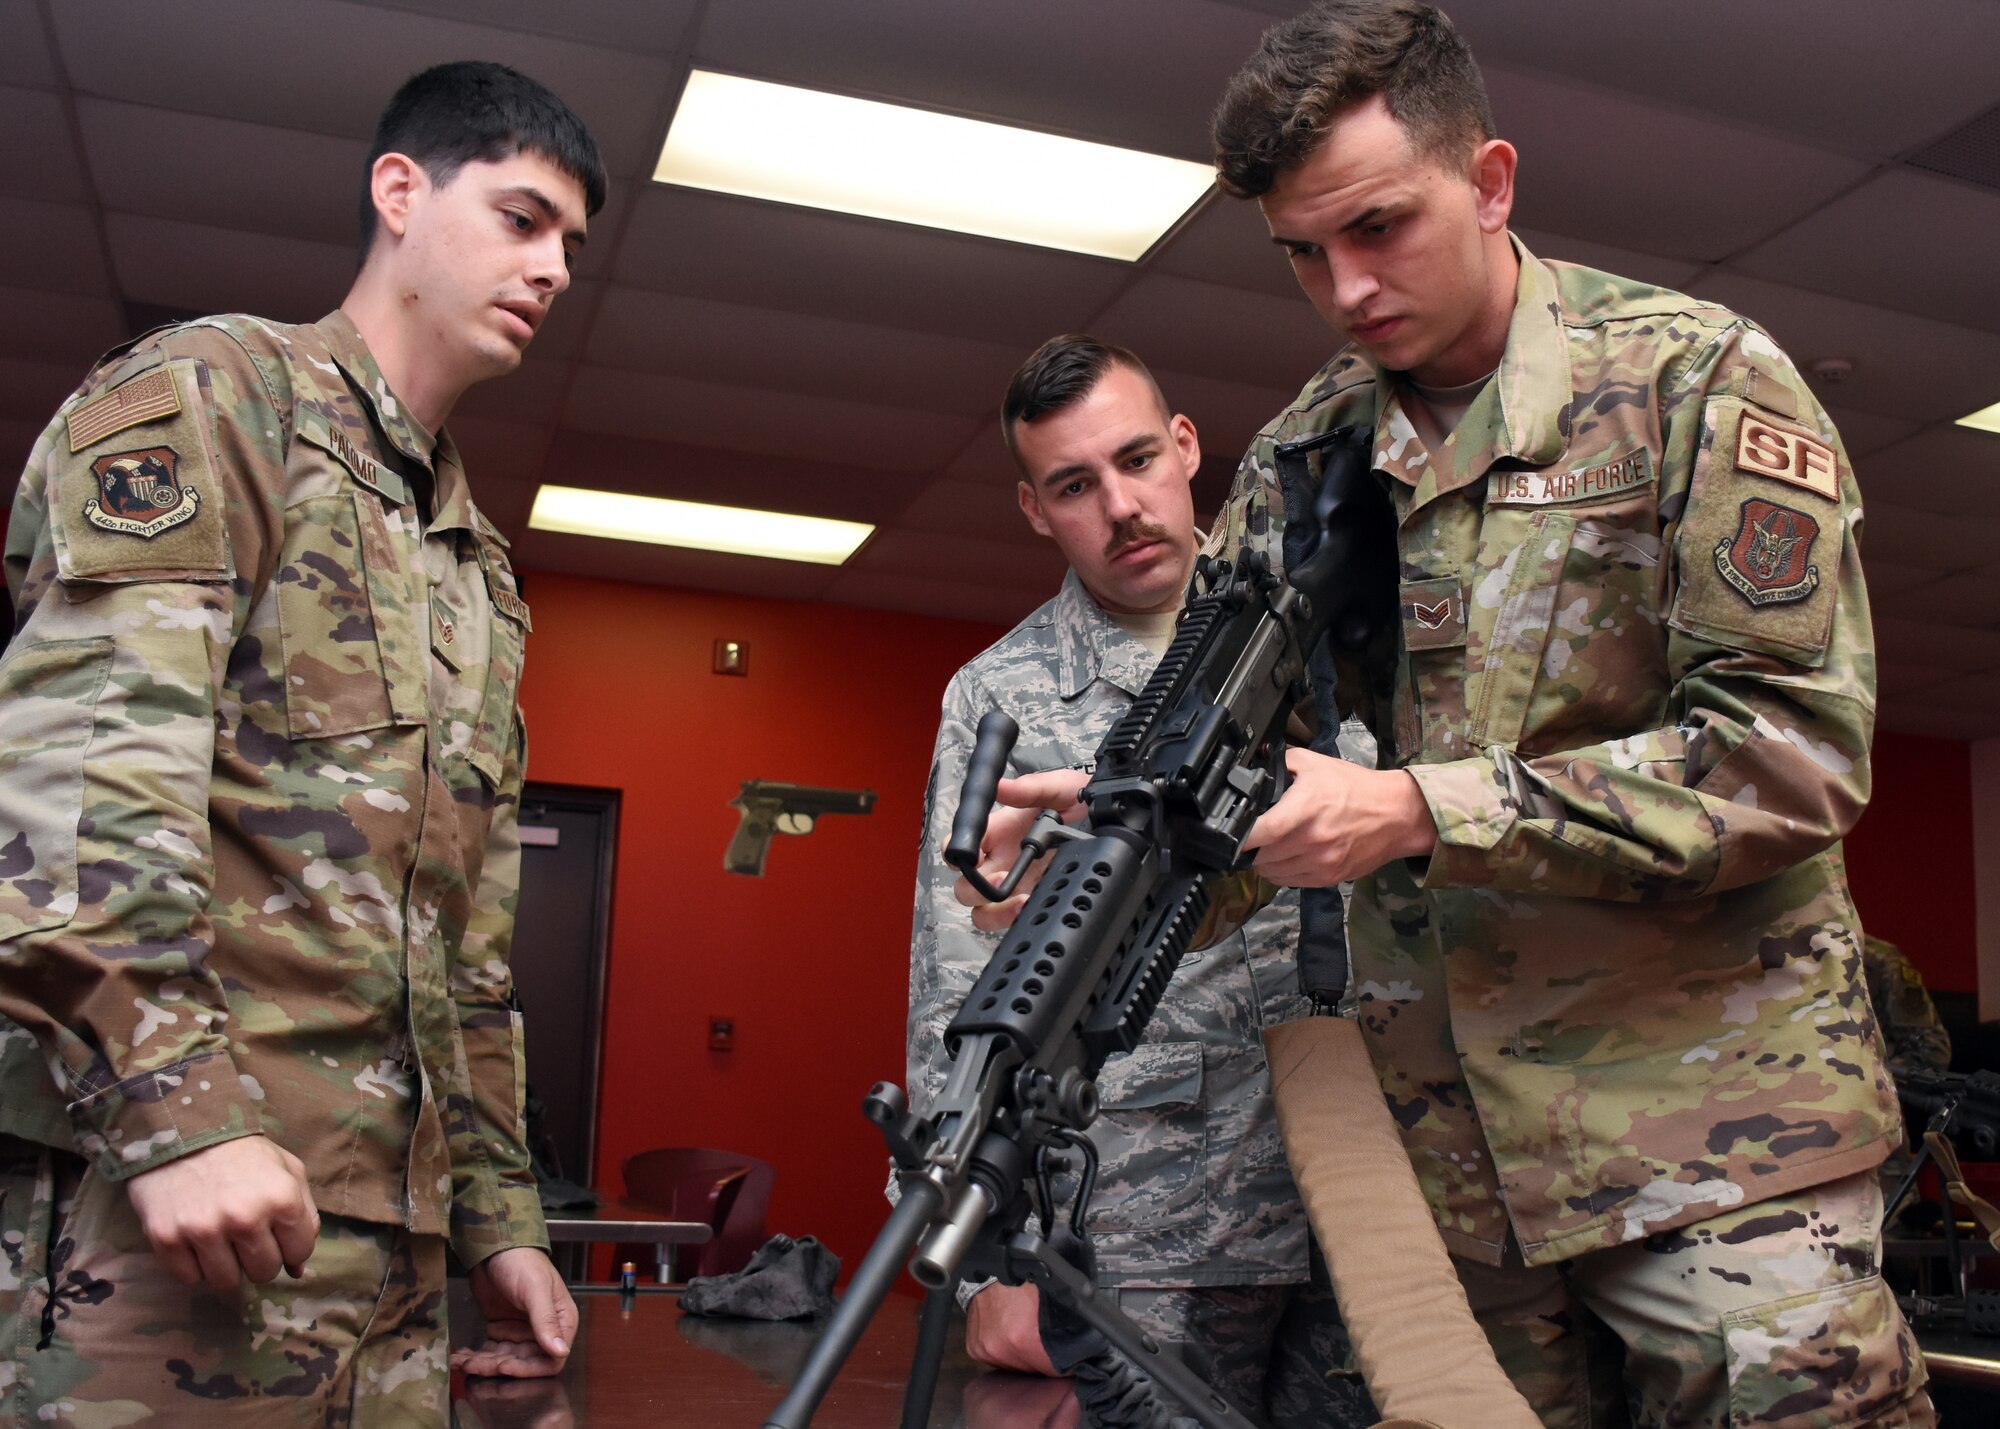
[1808,357,1855,384]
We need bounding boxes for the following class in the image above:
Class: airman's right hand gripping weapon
[764,426,1395,1429]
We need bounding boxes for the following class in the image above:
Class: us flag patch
[67,369,182,452]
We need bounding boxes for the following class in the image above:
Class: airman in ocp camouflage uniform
[0,61,604,1425]
[911,336,1372,1427]
[1209,4,1935,1425]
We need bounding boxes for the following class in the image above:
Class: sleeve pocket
[1723,1274,1927,1426]
[0,638,112,940]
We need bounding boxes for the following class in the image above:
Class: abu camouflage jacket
[0,310,543,1267]
[910,570,1310,1287]
[1217,242,1901,1268]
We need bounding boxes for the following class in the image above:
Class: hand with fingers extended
[452,1246,578,1379]
[964,1282,1059,1375]
[950,769,1093,932]
[124,1134,320,1292]
[1242,747,1437,887]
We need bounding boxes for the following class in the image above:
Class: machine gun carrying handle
[945,711,1018,898]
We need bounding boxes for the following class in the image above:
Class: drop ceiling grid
[0,0,1994,732]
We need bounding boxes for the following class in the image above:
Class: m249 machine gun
[763,425,1397,1429]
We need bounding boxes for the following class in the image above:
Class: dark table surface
[449,1284,1069,1429]
[448,1282,2000,1427]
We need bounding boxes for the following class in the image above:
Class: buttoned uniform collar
[315,309,479,535]
[1053,567,1165,702]
[1368,235,1574,510]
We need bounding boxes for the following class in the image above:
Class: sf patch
[84,447,201,539]
[1735,410,1839,502]
[1716,498,1820,607]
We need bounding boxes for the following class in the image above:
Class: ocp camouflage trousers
[1,1136,448,1427]
[1455,1169,1935,1428]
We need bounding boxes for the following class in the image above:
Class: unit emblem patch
[84,446,201,539]
[1714,497,1820,607]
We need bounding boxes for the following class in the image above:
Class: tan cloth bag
[1264,1017,1541,1429]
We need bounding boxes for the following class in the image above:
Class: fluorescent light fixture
[529,485,873,565]
[1957,401,2000,435]
[654,69,1213,261]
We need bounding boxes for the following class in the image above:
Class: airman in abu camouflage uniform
[1201,4,1936,1425]
[911,336,1372,1426]
[0,62,603,1424]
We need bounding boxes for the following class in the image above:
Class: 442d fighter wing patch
[1716,497,1819,607]
[84,446,201,539]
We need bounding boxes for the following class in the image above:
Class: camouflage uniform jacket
[1214,241,1901,1268]
[910,569,1310,1287]
[0,310,544,1268]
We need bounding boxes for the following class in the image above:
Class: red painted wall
[515,570,1005,1279]
[516,569,1981,1281]
[1846,730,1978,993]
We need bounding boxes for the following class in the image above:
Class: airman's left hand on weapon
[951,769,1091,931]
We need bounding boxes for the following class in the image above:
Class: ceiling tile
[1511,228,1704,294]
[52,0,677,178]
[0,198,112,301]
[613,187,1131,345]
[1855,426,2000,518]
[847,527,1070,591]
[343,0,701,55]
[0,357,87,427]
[511,529,842,602]
[1826,405,1921,461]
[0,84,88,204]
[1861,500,2000,574]
[1692,272,2000,427]
[696,0,1266,159]
[447,358,573,425]
[105,213,352,322]
[1,287,127,370]
[1903,672,2000,717]
[450,418,552,487]
[893,479,1035,538]
[561,365,980,474]
[1873,568,2000,622]
[1156,369,1294,472]
[535,430,927,527]
[942,420,1024,488]
[818,567,1050,628]
[1873,615,2000,669]
[1863,556,1946,600]
[0,5,55,89]
[1149,191,1301,300]
[1091,273,1334,392]
[1874,697,2000,741]
[1732,170,2000,336]
[79,100,366,245]
[1486,67,1870,262]
[0,419,44,486]
[585,288,1023,417]
[1877,659,1963,696]
[1452,2,2000,161]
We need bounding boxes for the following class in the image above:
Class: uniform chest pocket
[1465,510,1577,753]
[1082,1040,1210,1234]
[274,489,402,739]
[453,545,529,788]
[276,423,426,742]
